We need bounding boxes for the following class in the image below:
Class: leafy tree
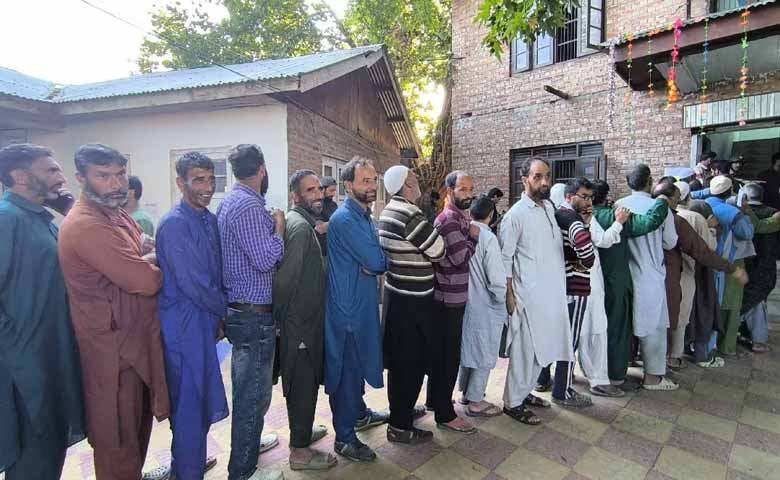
[475,0,579,59]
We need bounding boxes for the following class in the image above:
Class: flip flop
[290,450,338,471]
[666,357,688,370]
[437,419,477,434]
[525,394,551,408]
[642,377,679,391]
[465,404,502,417]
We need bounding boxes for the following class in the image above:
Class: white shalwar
[579,218,623,387]
[499,193,572,408]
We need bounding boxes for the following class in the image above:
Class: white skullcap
[550,183,566,208]
[710,176,733,196]
[674,181,690,201]
[384,165,409,196]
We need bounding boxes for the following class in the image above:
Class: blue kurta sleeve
[336,214,387,275]
[732,214,755,241]
[157,217,227,317]
[690,188,711,200]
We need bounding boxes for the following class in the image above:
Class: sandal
[290,449,338,471]
[696,356,725,368]
[437,417,477,434]
[752,343,772,353]
[525,394,551,408]
[666,358,688,370]
[503,405,541,425]
[466,403,502,417]
[642,377,679,391]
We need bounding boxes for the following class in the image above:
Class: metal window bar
[556,7,580,62]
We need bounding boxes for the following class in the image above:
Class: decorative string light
[666,18,684,109]
[738,10,751,126]
[647,34,655,96]
[608,41,617,131]
[700,18,710,126]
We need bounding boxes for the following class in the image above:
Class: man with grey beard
[59,143,170,480]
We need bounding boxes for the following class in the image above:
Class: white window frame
[170,146,233,208]
[322,156,348,205]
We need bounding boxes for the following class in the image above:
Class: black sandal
[503,405,541,425]
[525,394,551,408]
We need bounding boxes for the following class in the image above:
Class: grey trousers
[639,324,667,376]
[458,366,492,403]
[742,302,769,344]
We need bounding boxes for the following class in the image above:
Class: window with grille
[170,146,232,210]
[709,0,760,13]
[511,0,605,74]
[509,142,606,204]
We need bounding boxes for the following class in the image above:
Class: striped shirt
[378,196,445,297]
[433,203,478,307]
[217,183,284,305]
[555,204,595,297]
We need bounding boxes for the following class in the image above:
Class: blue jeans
[225,309,276,480]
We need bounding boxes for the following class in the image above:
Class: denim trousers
[225,309,276,480]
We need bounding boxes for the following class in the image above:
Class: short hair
[711,160,731,174]
[128,176,143,200]
[176,151,215,180]
[341,156,373,183]
[564,177,594,197]
[653,179,678,198]
[771,152,780,165]
[445,170,470,189]
[592,179,610,206]
[0,143,52,187]
[430,191,441,201]
[228,144,265,180]
[658,176,677,185]
[320,176,337,188]
[470,195,494,221]
[289,169,317,194]
[74,143,128,175]
[519,157,550,178]
[744,182,764,203]
[700,151,717,162]
[688,200,713,219]
[626,164,651,191]
[487,187,504,199]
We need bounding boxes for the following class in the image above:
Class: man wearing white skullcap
[377,165,445,443]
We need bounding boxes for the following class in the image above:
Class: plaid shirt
[217,183,284,305]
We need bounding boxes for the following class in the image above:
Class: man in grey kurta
[615,164,679,391]
[459,195,506,417]
[500,158,572,425]
[273,170,336,471]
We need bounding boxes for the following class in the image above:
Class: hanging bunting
[700,17,710,127]
[647,34,655,96]
[666,18,684,109]
[625,34,634,105]
[608,41,617,131]
[738,10,751,126]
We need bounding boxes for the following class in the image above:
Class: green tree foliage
[475,0,579,59]
[138,0,326,72]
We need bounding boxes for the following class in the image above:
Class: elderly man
[500,158,572,425]
[0,144,84,480]
[325,157,389,462]
[59,144,170,480]
[156,152,229,479]
[430,170,480,434]
[615,164,678,391]
[378,165,444,443]
[273,170,335,471]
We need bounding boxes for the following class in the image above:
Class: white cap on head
[550,183,566,208]
[674,181,690,201]
[384,165,409,196]
[710,175,733,196]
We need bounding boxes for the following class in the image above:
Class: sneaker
[552,389,593,408]
[412,405,427,420]
[246,468,284,480]
[355,408,390,431]
[142,465,170,480]
[387,425,434,444]
[614,378,642,392]
[334,439,377,462]
[534,379,553,393]
[590,384,625,398]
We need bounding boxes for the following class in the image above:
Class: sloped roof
[0,66,56,101]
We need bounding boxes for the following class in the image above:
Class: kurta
[676,207,716,332]
[582,217,623,335]
[615,192,678,337]
[665,212,734,330]
[324,197,388,393]
[499,193,571,368]
[59,195,170,448]
[461,222,507,369]
[273,206,326,395]
[156,201,229,446]
[0,192,85,473]
[742,205,780,314]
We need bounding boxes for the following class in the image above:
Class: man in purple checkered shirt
[217,144,286,480]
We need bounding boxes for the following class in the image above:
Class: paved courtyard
[57,289,780,480]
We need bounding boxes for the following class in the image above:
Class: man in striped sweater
[378,165,445,444]
[537,177,597,408]
[430,171,480,434]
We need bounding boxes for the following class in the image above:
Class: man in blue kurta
[157,152,229,479]
[325,156,388,462]
[0,143,85,479]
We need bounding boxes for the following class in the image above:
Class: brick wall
[451,0,777,201]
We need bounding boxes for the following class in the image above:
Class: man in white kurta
[615,165,679,390]
[500,159,572,425]
[459,196,506,417]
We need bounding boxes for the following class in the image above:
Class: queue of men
[1,141,779,480]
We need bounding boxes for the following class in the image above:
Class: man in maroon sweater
[430,170,479,434]
[537,177,596,407]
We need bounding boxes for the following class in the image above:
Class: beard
[453,196,473,210]
[260,174,269,196]
[529,186,550,201]
[301,198,323,216]
[84,181,128,209]
[353,188,376,205]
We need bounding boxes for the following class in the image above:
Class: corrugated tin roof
[0,66,56,101]
[610,0,777,46]
[0,45,382,103]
